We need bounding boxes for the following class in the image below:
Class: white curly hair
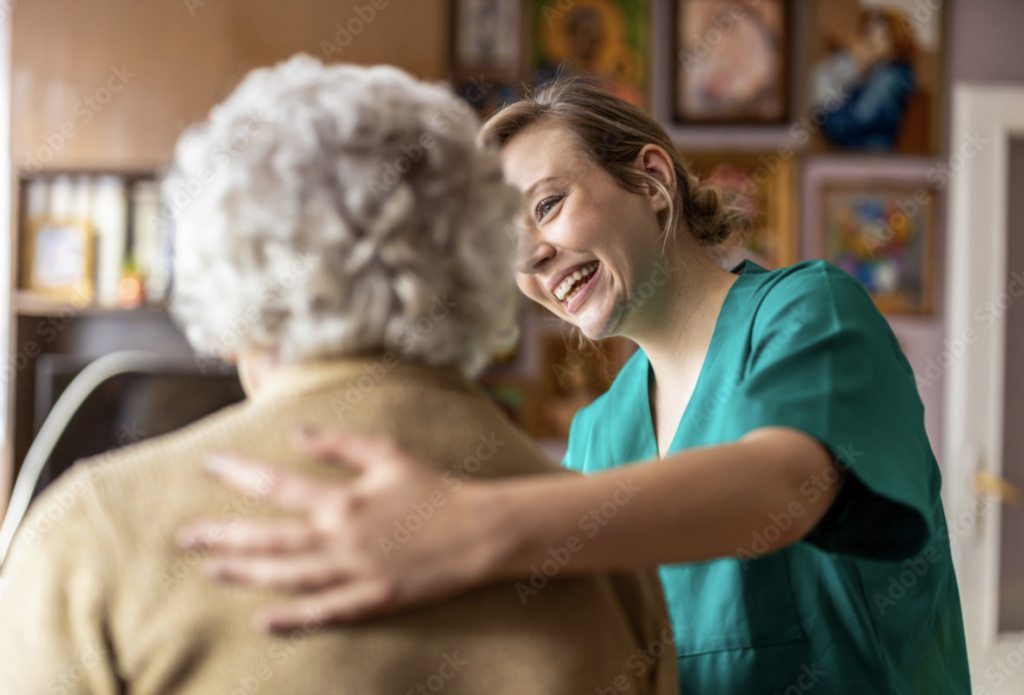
[164,54,521,377]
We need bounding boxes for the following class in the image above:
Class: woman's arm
[490,426,842,577]
[179,425,843,630]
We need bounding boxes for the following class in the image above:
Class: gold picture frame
[805,0,946,154]
[530,0,650,110]
[680,151,799,270]
[819,182,938,314]
[535,333,633,441]
[24,218,95,303]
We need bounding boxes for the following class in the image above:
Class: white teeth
[553,262,599,301]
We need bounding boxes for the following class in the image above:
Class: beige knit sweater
[0,357,677,694]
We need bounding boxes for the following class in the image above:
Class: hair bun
[684,174,754,246]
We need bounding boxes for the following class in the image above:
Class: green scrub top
[563,259,971,694]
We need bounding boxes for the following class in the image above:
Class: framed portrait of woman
[805,0,945,154]
[680,151,799,270]
[530,0,649,109]
[672,0,792,124]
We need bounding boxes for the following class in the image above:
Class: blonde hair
[480,77,747,250]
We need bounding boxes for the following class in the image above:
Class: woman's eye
[535,195,565,221]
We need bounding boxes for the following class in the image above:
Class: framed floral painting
[818,180,938,313]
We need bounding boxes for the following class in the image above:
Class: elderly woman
[0,56,676,695]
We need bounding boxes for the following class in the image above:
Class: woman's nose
[515,229,556,275]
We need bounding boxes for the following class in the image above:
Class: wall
[948,0,1024,82]
[10,0,448,170]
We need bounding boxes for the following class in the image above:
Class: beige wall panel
[10,0,448,170]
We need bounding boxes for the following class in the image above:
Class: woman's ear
[636,144,676,214]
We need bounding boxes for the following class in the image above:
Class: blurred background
[0,0,1023,684]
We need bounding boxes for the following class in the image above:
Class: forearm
[480,428,843,580]
[182,427,846,624]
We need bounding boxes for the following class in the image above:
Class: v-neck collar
[640,258,755,460]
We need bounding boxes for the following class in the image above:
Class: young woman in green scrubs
[182,80,972,693]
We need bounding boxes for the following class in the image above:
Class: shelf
[13,291,168,318]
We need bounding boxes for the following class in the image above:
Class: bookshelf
[5,168,197,494]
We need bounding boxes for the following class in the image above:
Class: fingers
[205,454,333,513]
[252,582,397,632]
[176,518,320,554]
[290,428,408,473]
[204,552,350,592]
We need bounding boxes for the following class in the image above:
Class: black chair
[0,350,245,569]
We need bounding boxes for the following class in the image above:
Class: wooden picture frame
[672,0,792,124]
[805,0,946,154]
[450,0,525,83]
[24,218,95,303]
[449,0,527,116]
[681,151,799,270]
[815,179,938,314]
[534,333,633,440]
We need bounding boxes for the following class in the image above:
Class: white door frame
[946,82,1024,688]
[0,8,12,526]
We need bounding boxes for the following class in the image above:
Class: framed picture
[535,333,633,440]
[672,0,791,124]
[24,219,95,302]
[806,0,945,153]
[804,163,938,314]
[451,0,525,83]
[454,79,522,118]
[680,151,798,270]
[530,0,649,109]
[450,0,526,117]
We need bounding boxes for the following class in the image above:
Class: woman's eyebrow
[524,176,560,199]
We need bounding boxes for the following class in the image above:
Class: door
[946,83,1024,692]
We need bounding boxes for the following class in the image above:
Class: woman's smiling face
[500,121,671,340]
